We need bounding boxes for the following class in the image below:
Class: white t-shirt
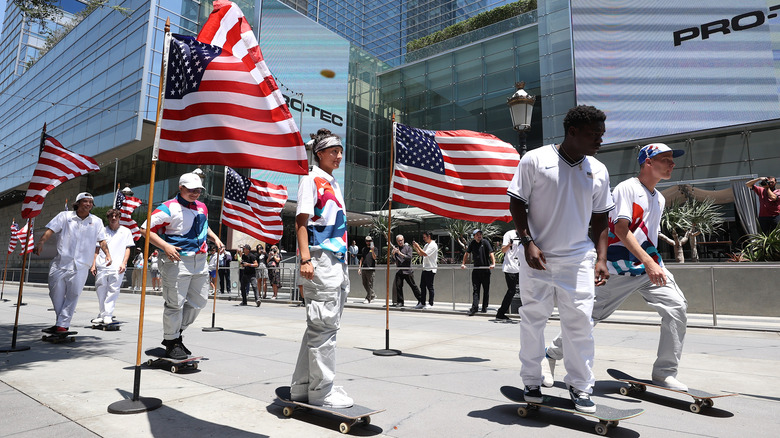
[95,225,134,271]
[607,177,665,276]
[502,230,522,274]
[421,240,438,273]
[507,144,614,261]
[45,211,107,270]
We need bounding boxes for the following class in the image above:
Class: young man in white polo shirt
[90,209,134,324]
[508,105,614,413]
[542,143,689,392]
[413,231,438,309]
[36,192,111,334]
[495,229,522,320]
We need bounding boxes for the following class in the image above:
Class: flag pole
[0,218,13,302]
[203,167,227,332]
[107,18,171,415]
[374,114,401,357]
[0,219,32,353]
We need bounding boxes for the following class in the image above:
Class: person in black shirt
[461,229,495,316]
[239,245,260,306]
[358,236,377,303]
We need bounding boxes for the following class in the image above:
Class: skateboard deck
[91,321,122,331]
[607,368,736,413]
[500,385,644,436]
[275,386,384,434]
[144,347,202,373]
[41,331,78,344]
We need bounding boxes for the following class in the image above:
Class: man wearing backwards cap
[142,172,223,359]
[36,192,111,335]
[543,143,690,392]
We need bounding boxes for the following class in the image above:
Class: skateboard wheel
[689,403,701,414]
[517,407,529,417]
[192,363,198,370]
[339,422,350,434]
[170,365,178,373]
[69,337,75,343]
[595,423,608,435]
[702,399,713,408]
[362,416,371,425]
[638,384,646,393]
[619,386,630,396]
[282,406,293,417]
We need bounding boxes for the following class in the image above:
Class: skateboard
[500,385,644,436]
[41,331,77,344]
[275,386,385,434]
[144,347,202,373]
[607,368,737,413]
[91,321,122,331]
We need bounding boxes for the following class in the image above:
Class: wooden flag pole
[203,167,227,332]
[374,114,401,357]
[107,18,171,415]
[0,218,13,302]
[0,218,32,352]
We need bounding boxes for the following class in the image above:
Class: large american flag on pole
[114,190,143,240]
[392,123,520,223]
[21,134,100,219]
[156,0,307,175]
[222,167,287,244]
[7,221,18,254]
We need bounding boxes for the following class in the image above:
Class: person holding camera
[746,176,780,233]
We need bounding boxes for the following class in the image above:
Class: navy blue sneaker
[568,385,596,413]
[523,385,543,403]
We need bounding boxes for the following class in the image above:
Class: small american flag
[222,167,287,244]
[21,134,100,219]
[17,220,34,254]
[156,0,306,175]
[115,190,142,240]
[392,123,520,223]
[7,221,18,254]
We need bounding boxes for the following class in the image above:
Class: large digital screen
[571,0,780,144]
[251,0,350,200]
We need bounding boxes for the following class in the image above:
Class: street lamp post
[507,81,535,154]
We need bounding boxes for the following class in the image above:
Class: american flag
[392,123,520,223]
[156,0,307,176]
[17,220,34,254]
[7,221,18,254]
[222,167,287,244]
[21,134,100,219]
[115,190,143,240]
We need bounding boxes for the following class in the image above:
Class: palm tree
[659,198,725,263]
[444,219,500,263]
[369,212,396,263]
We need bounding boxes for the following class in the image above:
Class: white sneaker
[541,351,556,388]
[362,299,370,304]
[91,316,103,324]
[311,386,353,408]
[423,304,432,309]
[103,316,115,325]
[653,375,688,392]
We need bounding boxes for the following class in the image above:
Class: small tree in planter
[659,198,725,263]
[740,227,780,261]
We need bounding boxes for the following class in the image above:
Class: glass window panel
[484,51,514,75]
[690,133,747,165]
[485,69,515,94]
[454,45,482,64]
[483,34,513,55]
[427,68,452,87]
[427,54,453,72]
[747,127,780,160]
[455,59,482,81]
[456,77,482,100]
[430,86,452,106]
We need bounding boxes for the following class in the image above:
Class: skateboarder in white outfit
[508,105,614,413]
[90,209,134,324]
[542,143,689,391]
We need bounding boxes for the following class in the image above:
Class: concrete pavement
[2,283,780,437]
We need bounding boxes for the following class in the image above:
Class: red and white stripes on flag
[17,221,34,254]
[21,134,100,219]
[392,123,520,223]
[156,0,307,175]
[222,167,287,244]
[7,222,18,254]
[120,196,143,241]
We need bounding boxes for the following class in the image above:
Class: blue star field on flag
[166,35,222,100]
[114,190,125,210]
[225,167,251,204]
[395,124,445,174]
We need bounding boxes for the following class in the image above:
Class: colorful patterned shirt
[142,194,209,256]
[296,165,348,262]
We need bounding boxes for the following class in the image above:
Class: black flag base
[107,397,163,415]
[0,345,30,353]
[373,348,402,357]
[202,326,223,332]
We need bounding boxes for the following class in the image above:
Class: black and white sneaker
[568,385,596,413]
[523,385,543,403]
[162,339,187,360]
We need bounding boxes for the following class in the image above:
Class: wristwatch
[520,235,534,245]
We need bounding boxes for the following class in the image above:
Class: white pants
[291,249,349,403]
[95,269,124,319]
[48,262,90,328]
[546,267,687,378]
[160,254,209,340]
[518,251,597,393]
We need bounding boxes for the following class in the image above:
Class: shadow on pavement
[220,329,266,337]
[0,324,117,370]
[354,347,489,363]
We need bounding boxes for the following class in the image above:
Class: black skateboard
[91,321,122,331]
[144,347,202,373]
[500,385,644,436]
[607,368,737,413]
[275,386,384,434]
[41,331,77,344]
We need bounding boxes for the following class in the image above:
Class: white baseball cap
[179,172,205,190]
[75,192,93,202]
